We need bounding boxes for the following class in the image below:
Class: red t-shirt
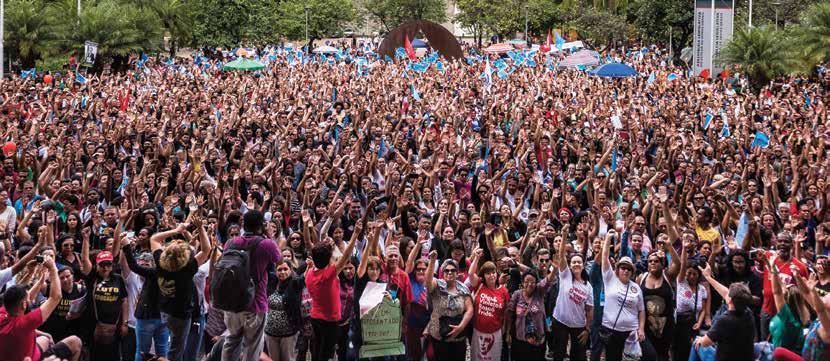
[307,265,341,321]
[474,285,509,333]
[0,307,43,361]
[762,251,808,315]
[382,269,413,310]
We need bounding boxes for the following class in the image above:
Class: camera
[35,255,44,263]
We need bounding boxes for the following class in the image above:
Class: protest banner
[360,297,405,359]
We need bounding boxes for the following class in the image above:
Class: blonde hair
[159,241,191,272]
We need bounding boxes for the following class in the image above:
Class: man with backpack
[215,210,281,361]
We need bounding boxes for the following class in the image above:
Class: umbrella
[312,45,339,54]
[222,58,265,71]
[483,43,513,54]
[558,50,600,68]
[589,63,638,78]
[411,38,429,48]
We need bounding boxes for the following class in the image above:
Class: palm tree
[138,0,193,57]
[47,0,163,70]
[716,25,791,91]
[795,2,830,70]
[4,0,52,68]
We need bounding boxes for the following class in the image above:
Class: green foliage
[4,0,53,68]
[276,0,357,40]
[628,0,693,53]
[363,0,446,32]
[794,2,830,69]
[190,0,255,48]
[570,7,631,47]
[716,26,791,89]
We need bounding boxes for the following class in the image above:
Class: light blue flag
[395,47,407,59]
[75,73,87,84]
[721,121,731,138]
[752,131,770,148]
[20,68,36,79]
[523,58,537,67]
[378,138,386,159]
[494,59,508,70]
[667,73,678,81]
[647,72,656,85]
[703,111,713,130]
[332,87,337,102]
[555,31,565,51]
[466,57,476,65]
[411,62,429,73]
[435,61,444,73]
[287,53,294,65]
[411,84,421,101]
[384,55,393,62]
[734,211,749,248]
[805,91,812,108]
[611,147,618,172]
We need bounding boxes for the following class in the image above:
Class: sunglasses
[416,267,427,272]
[444,268,458,274]
[648,259,661,264]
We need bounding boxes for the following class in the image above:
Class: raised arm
[335,222,362,273]
[699,262,729,302]
[601,231,615,272]
[149,224,186,252]
[193,218,211,265]
[80,227,92,276]
[38,258,62,322]
[425,250,438,292]
[404,237,423,275]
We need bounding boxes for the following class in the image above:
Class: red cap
[96,251,114,264]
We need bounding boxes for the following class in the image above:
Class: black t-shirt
[86,273,128,324]
[154,249,198,318]
[707,308,755,361]
[40,283,86,341]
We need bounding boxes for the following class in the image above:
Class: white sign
[692,0,734,78]
[84,41,98,64]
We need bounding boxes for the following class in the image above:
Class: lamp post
[773,1,781,29]
[524,4,528,42]
[1,0,4,80]
[748,0,753,27]
[304,6,310,52]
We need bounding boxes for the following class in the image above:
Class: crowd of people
[0,36,828,361]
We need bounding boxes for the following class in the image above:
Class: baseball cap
[96,251,114,264]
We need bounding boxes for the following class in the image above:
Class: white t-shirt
[0,268,12,287]
[553,268,594,328]
[675,280,707,316]
[601,267,645,332]
[124,272,142,328]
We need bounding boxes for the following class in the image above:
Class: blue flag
[647,72,656,85]
[378,138,386,159]
[481,60,493,88]
[75,73,87,84]
[411,62,429,73]
[611,147,618,172]
[752,131,770,148]
[555,31,565,51]
[435,61,444,73]
[384,55,393,62]
[20,68,36,79]
[734,211,749,248]
[411,84,421,101]
[332,87,337,102]
[493,59,507,70]
[395,47,407,59]
[667,73,678,82]
[805,91,812,108]
[703,111,713,130]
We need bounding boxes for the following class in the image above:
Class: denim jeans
[135,318,170,361]
[183,314,206,361]
[687,339,716,361]
[162,312,192,361]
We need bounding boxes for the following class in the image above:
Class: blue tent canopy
[411,38,429,48]
[589,63,638,78]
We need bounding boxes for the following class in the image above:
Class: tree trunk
[169,39,178,59]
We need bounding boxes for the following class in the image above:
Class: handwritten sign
[360,298,405,358]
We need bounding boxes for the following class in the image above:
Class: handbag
[439,315,468,340]
[599,283,630,344]
[92,281,120,345]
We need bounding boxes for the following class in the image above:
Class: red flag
[720,69,730,79]
[699,68,711,79]
[540,30,552,53]
[404,35,416,61]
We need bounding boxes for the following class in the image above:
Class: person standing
[696,263,756,361]
[306,220,360,361]
[598,231,645,361]
[221,210,282,361]
[550,235,593,361]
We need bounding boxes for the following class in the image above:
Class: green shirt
[770,303,805,352]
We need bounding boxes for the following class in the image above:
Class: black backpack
[210,237,263,312]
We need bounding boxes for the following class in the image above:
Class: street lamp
[1,0,4,79]
[748,0,753,27]
[773,1,781,29]
[304,5,310,51]
[524,4,528,43]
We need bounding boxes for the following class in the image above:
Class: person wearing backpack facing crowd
[219,210,282,361]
